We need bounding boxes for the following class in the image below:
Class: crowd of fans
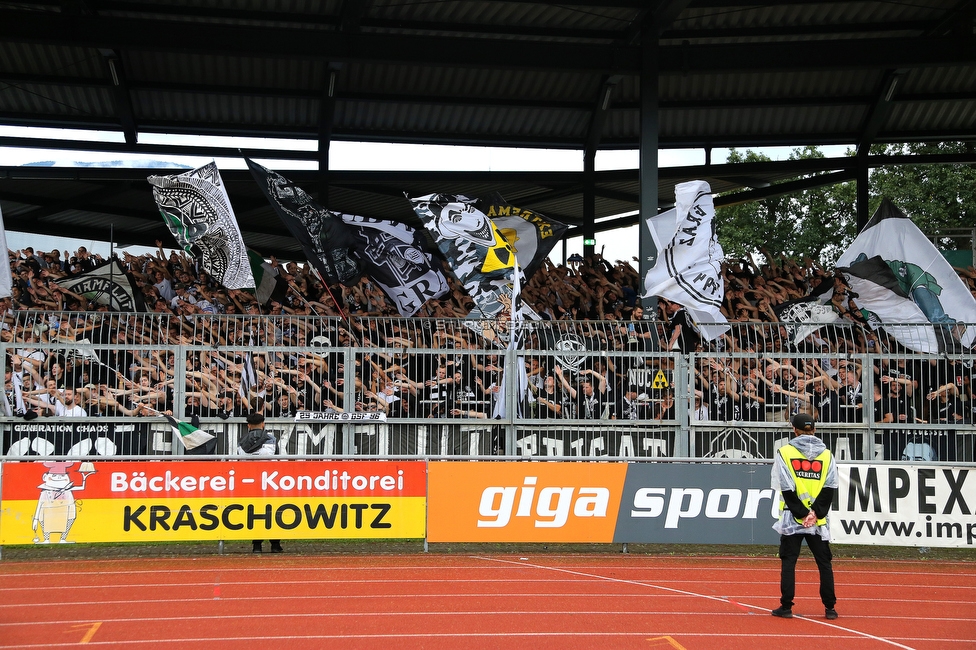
[3,242,976,460]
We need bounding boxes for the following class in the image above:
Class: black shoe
[270,543,283,553]
[252,542,263,553]
[771,607,793,619]
[825,608,838,620]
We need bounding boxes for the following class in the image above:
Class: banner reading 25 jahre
[0,460,426,544]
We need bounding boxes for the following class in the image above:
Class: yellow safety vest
[778,444,832,526]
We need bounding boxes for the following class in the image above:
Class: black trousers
[779,533,836,609]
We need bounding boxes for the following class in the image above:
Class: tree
[714,147,857,266]
[868,141,976,251]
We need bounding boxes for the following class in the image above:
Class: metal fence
[2,312,974,462]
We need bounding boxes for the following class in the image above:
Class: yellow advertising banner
[427,461,627,543]
[0,459,426,544]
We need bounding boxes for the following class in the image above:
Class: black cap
[791,412,816,432]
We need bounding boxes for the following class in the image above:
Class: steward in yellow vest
[770,413,838,621]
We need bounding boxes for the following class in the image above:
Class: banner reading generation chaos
[0,460,425,544]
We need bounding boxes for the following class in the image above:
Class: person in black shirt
[664,302,701,354]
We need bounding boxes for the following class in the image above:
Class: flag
[57,258,146,311]
[642,180,729,341]
[340,214,449,317]
[773,277,841,345]
[0,206,11,299]
[246,159,361,286]
[479,196,568,280]
[407,192,520,321]
[836,199,976,353]
[148,162,255,290]
[247,249,278,306]
[164,414,215,451]
[239,325,258,403]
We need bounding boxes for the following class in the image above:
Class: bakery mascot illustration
[32,461,94,544]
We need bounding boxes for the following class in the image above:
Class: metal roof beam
[713,170,857,208]
[664,21,931,40]
[856,68,907,155]
[3,12,975,73]
[340,0,371,34]
[101,50,137,147]
[12,183,138,221]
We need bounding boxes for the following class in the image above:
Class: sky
[0,125,851,265]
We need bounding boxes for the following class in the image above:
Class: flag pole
[108,223,115,309]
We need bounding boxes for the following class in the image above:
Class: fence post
[172,343,187,456]
[861,353,873,460]
[503,345,517,455]
[675,352,690,457]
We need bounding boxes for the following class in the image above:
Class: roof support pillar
[318,68,338,205]
[583,149,596,259]
[638,16,660,313]
[856,147,870,232]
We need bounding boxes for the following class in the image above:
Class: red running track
[1,554,974,649]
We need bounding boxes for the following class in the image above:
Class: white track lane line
[476,556,921,650]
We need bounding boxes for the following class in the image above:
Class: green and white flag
[164,414,215,451]
[836,199,976,353]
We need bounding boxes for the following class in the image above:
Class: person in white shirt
[27,388,87,418]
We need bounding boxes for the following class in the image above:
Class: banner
[247,159,361,286]
[642,180,729,341]
[0,460,426,544]
[836,199,976,353]
[340,214,449,317]
[408,193,520,321]
[613,462,780,544]
[429,460,976,547]
[148,162,255,290]
[833,464,976,547]
[4,421,151,456]
[56,258,146,311]
[427,461,626,543]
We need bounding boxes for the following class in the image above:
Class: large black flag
[340,214,449,317]
[246,159,361,286]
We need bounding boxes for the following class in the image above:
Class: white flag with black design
[407,192,520,321]
[642,180,729,341]
[148,162,255,290]
[836,199,976,353]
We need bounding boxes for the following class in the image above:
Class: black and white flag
[836,199,976,353]
[773,277,841,344]
[479,196,568,281]
[642,180,729,341]
[340,214,450,317]
[246,159,361,286]
[408,192,520,321]
[148,162,255,290]
[57,258,146,312]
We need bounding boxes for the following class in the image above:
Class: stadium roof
[1,1,975,256]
